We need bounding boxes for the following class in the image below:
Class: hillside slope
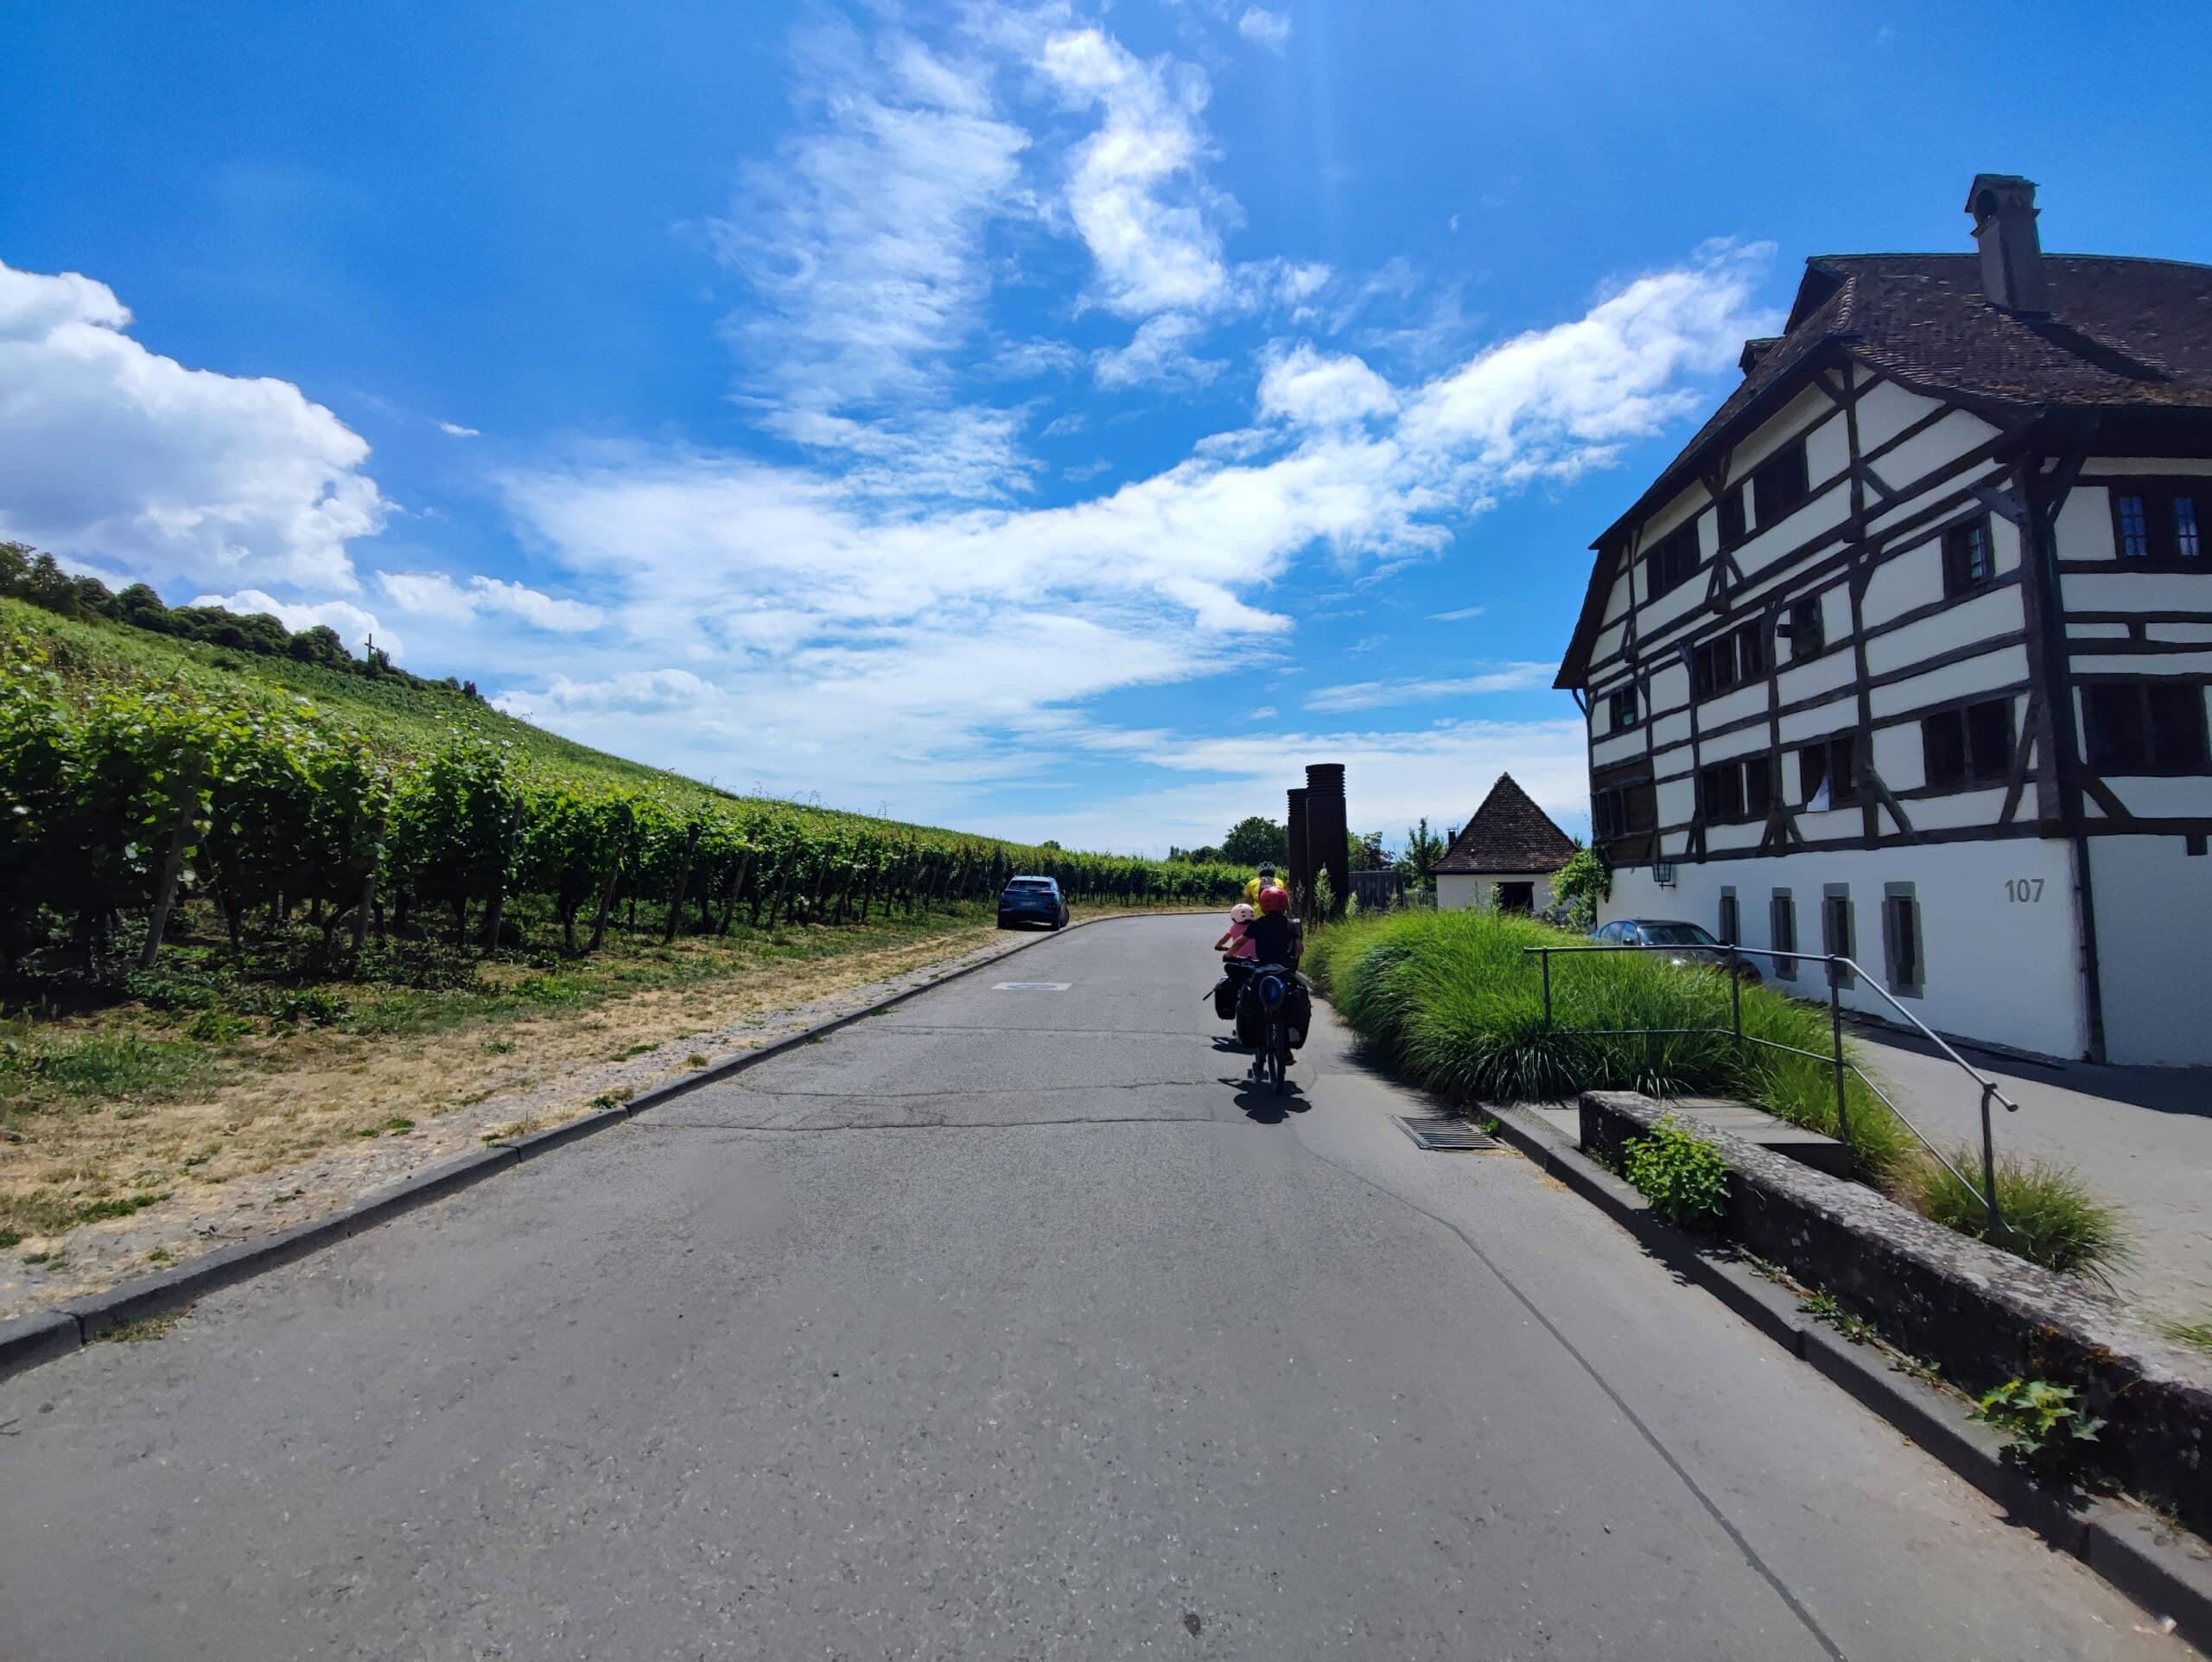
[1,595,939,835]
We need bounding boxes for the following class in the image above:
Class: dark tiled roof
[1560,249,2212,687]
[1433,774,1579,875]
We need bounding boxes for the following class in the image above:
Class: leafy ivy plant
[1622,1116,1730,1229]
[1969,1378,2104,1475]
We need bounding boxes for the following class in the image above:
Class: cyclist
[1244,882,1297,967]
[1243,862,1286,907]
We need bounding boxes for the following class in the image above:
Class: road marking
[992,982,1071,990]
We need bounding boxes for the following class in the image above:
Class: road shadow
[1223,1071,1310,1124]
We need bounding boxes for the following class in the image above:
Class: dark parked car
[997,876,1069,931]
[1590,918,1763,984]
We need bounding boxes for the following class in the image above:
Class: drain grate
[1391,1114,1501,1152]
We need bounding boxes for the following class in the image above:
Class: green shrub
[1308,907,2126,1278]
[1896,1152,2132,1278]
[1622,1117,1731,1227]
[1969,1378,2103,1474]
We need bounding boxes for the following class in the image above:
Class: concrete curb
[0,908,1200,1385]
[1485,1103,2212,1651]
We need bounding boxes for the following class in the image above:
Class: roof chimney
[1965,173,2047,312]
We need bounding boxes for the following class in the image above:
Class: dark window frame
[2106,480,2209,569]
[1821,882,1855,990]
[1716,486,1747,547]
[1920,696,2015,789]
[1644,521,1702,599]
[1718,886,1738,947]
[1751,440,1811,527]
[1769,888,1797,981]
[1607,686,1639,732]
[1782,595,1826,662]
[1798,730,1860,807]
[2080,678,2212,775]
[1689,620,1769,701]
[1696,755,1772,825]
[1593,774,1659,840]
[1883,882,1924,998]
[1942,513,1998,599]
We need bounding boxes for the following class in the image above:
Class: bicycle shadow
[1222,1071,1309,1124]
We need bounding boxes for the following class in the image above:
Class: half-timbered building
[1556,176,2212,1064]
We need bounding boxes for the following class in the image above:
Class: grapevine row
[0,632,1246,973]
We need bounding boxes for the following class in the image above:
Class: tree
[1552,844,1610,931]
[1397,818,1447,885]
[1351,830,1388,870]
[1222,815,1290,867]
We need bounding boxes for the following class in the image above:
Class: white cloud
[0,259,386,592]
[1305,661,1556,711]
[436,420,480,437]
[1399,239,1777,480]
[1064,459,1112,482]
[1040,28,1231,318]
[1236,8,1292,50]
[1428,604,1486,622]
[1257,342,1396,427]
[376,570,603,632]
[1093,313,1224,389]
[189,589,397,659]
[714,24,1033,494]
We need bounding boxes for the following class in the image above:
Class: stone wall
[1580,1089,2212,1531]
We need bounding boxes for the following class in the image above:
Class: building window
[1782,595,1825,661]
[1697,755,1771,824]
[2109,483,2208,565]
[1593,777,1658,839]
[2082,680,2211,774]
[1883,883,1924,997]
[1822,883,1855,988]
[1718,887,1738,947]
[1942,515,1997,597]
[1770,889,1797,980]
[1608,686,1639,732]
[1799,730,1859,808]
[1717,486,1747,545]
[1690,621,1768,699]
[1921,697,2016,788]
[1751,440,1810,526]
[1645,521,1701,599]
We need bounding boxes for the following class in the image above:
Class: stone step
[1610,1094,1852,1177]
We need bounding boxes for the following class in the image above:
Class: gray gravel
[0,915,2194,1660]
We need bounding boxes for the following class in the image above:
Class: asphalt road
[0,915,2194,1661]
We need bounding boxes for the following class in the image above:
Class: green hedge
[1306,907,2125,1276]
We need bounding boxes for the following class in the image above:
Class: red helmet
[1258,885,1291,914]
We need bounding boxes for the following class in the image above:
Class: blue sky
[5,2,2209,853]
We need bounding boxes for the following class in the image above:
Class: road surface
[0,916,2193,1660]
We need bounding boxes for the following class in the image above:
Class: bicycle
[1246,965,1293,1096]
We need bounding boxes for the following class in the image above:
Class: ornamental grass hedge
[1306,907,2126,1277]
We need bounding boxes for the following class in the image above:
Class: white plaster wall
[1855,380,1945,454]
[1861,541,1945,628]
[1656,776,1695,827]
[1777,693,1859,747]
[1869,643,2030,720]
[1700,683,1765,735]
[1870,724,1925,791]
[1904,786,2011,831]
[2053,486,2115,561]
[2096,776,2212,819]
[1592,729,1645,769]
[1804,411,1849,487]
[1735,481,1851,576]
[1865,588,2023,676]
[1776,646,1857,710]
[1599,837,2086,1058]
[2150,623,2212,645]
[1732,385,1837,479]
[1651,711,1692,750]
[2082,458,2212,477]
[1437,872,1555,913]
[2088,835,2212,1066]
[2062,572,2212,614]
[1872,411,1999,496]
[1700,723,1768,764]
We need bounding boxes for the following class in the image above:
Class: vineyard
[0,602,1246,995]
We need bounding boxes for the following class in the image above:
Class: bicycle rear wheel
[1268,1021,1287,1093]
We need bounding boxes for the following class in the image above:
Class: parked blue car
[997,876,1069,931]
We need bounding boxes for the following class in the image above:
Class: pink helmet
[1230,902,1255,922]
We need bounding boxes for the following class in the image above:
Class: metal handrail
[1523,940,2015,1234]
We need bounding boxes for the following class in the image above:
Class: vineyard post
[137,752,207,970]
[663,823,701,945]
[481,799,526,951]
[353,815,385,955]
[588,834,626,952]
[719,850,752,935]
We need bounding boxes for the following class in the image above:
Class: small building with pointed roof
[1433,774,1580,914]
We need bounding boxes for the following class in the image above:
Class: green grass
[2164,1321,2212,1358]
[1306,907,2125,1277]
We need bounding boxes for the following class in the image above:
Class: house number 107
[2005,878,2045,902]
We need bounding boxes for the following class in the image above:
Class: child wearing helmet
[1213,901,1258,960]
[1244,882,1298,965]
